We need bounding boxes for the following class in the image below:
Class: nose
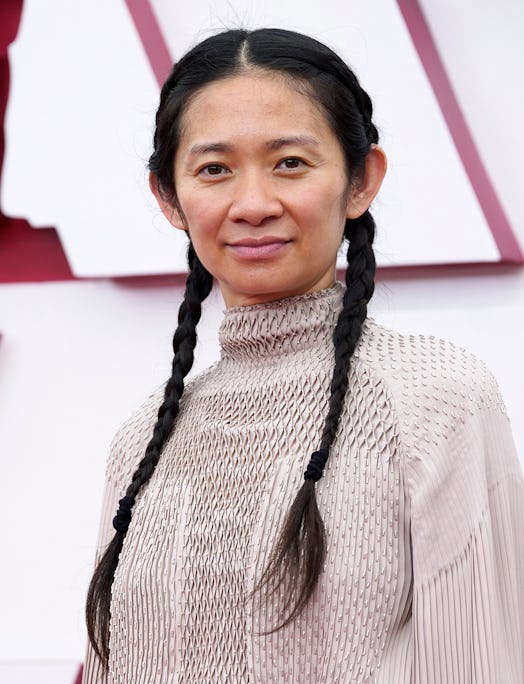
[227,171,283,226]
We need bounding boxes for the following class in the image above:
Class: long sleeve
[359,323,524,683]
[82,473,120,684]
[406,378,524,682]
[82,393,161,683]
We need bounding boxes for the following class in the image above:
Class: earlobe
[346,145,387,219]
[148,172,187,231]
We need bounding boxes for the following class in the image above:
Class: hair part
[86,26,379,664]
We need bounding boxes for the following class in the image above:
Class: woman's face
[168,72,362,307]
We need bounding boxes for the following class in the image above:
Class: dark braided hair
[86,244,213,664]
[86,27,379,665]
[253,212,376,628]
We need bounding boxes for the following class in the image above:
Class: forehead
[177,72,335,146]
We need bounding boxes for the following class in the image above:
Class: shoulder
[105,388,164,487]
[357,317,504,409]
[355,318,507,457]
[104,367,217,488]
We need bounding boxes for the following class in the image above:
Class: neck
[219,283,345,361]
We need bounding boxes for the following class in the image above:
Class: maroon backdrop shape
[0,0,76,283]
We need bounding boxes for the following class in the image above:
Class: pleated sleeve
[82,473,120,684]
[82,393,161,683]
[405,370,524,683]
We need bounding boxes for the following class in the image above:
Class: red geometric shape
[73,664,83,684]
[0,216,75,283]
[124,0,174,87]
[0,0,76,283]
[0,0,23,55]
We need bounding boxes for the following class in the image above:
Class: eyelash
[198,164,229,177]
[277,157,306,170]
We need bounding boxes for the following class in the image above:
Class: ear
[149,172,187,231]
[346,145,387,219]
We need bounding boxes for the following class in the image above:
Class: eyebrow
[187,135,320,157]
[266,135,320,150]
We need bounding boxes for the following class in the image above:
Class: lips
[227,236,291,259]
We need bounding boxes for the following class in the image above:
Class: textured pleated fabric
[83,284,524,683]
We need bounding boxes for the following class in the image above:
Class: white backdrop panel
[420,0,524,243]
[2,0,499,277]
[1,0,187,276]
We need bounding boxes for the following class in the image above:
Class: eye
[277,157,307,171]
[198,163,230,178]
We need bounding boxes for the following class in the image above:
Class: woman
[84,28,524,682]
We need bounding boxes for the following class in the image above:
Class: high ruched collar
[219,283,344,360]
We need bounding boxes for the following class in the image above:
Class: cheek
[296,184,348,231]
[178,193,220,233]
[303,174,347,209]
[301,186,348,260]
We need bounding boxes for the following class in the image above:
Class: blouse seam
[412,472,519,590]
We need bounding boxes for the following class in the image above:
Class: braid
[255,82,377,630]
[254,212,376,629]
[86,243,212,667]
[123,243,212,504]
[320,212,376,449]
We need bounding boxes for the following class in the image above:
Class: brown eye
[278,158,306,170]
[202,164,226,176]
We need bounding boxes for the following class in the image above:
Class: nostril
[228,194,284,225]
